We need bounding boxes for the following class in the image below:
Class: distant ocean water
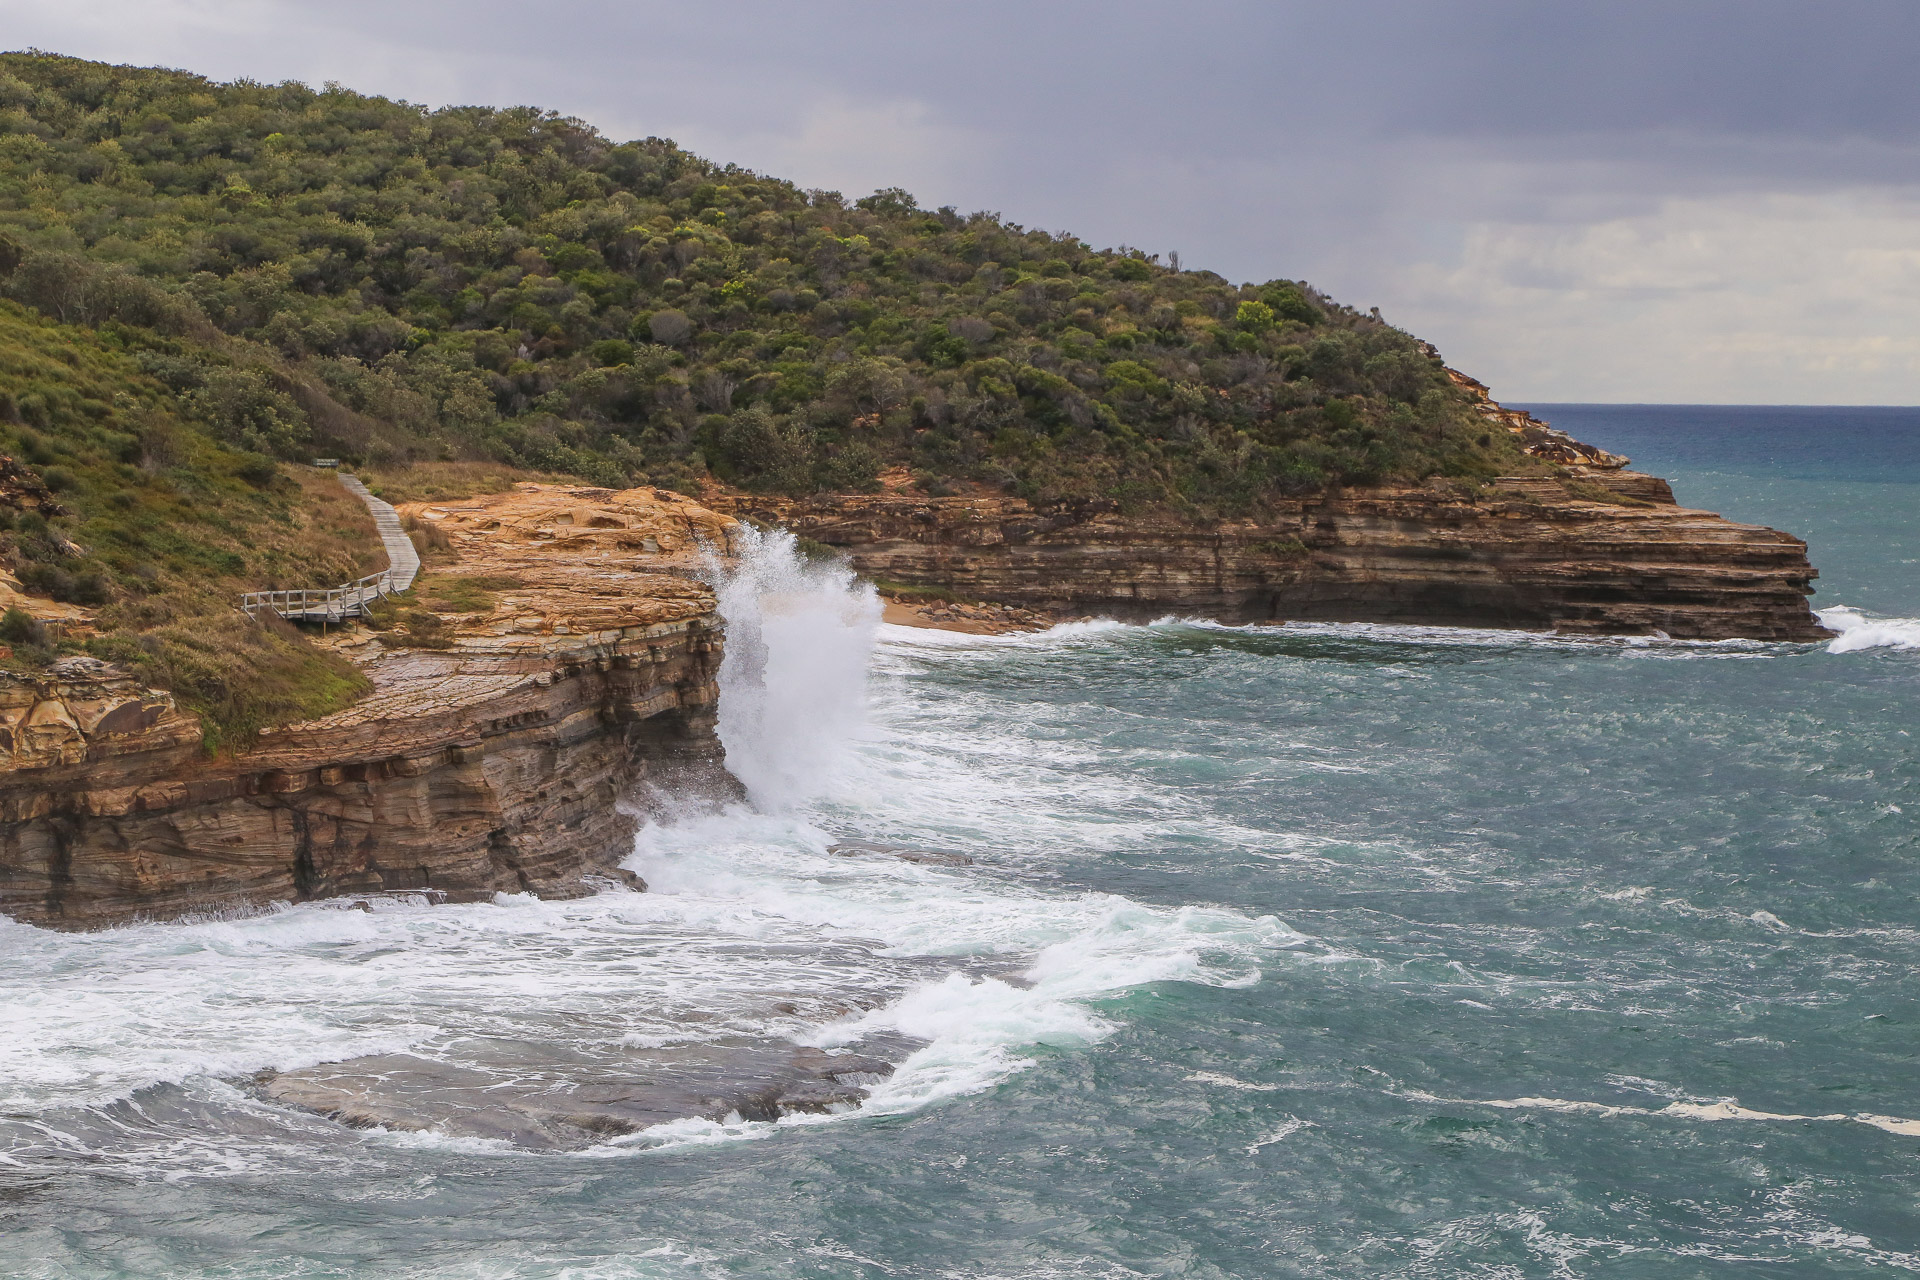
[2,406,1916,1279]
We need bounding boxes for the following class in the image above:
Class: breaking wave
[710,525,882,811]
[1821,605,1920,652]
[624,533,1304,1147]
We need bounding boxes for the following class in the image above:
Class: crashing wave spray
[710,525,882,811]
[1820,606,1920,653]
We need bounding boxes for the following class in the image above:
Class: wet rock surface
[879,596,1054,634]
[829,838,975,867]
[257,1040,906,1150]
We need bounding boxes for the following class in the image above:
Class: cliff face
[0,485,738,929]
[714,469,1828,641]
[0,452,1831,930]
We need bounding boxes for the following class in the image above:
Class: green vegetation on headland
[0,51,1533,515]
[0,50,1545,744]
[0,298,369,748]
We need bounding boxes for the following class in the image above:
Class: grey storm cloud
[282,2,1920,166]
[5,0,1919,401]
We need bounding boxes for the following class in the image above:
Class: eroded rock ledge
[0,485,738,929]
[714,469,1829,641]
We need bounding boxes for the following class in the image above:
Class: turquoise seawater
[1,407,1916,1278]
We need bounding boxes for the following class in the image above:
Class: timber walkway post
[242,472,422,624]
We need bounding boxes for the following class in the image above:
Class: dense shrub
[0,53,1535,517]
[89,612,370,754]
[0,607,44,646]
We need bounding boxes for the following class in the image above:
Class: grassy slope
[0,301,369,750]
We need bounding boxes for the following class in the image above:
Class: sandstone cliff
[713,468,1828,641]
[0,485,738,929]
[0,443,1832,931]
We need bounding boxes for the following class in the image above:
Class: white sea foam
[1854,1113,1920,1137]
[892,610,1797,663]
[1246,1115,1311,1154]
[875,616,1137,651]
[1820,605,1920,653]
[623,786,1297,1146]
[602,538,1307,1146]
[1455,1093,1920,1138]
[874,621,1010,648]
[1184,1071,1284,1092]
[0,528,1305,1169]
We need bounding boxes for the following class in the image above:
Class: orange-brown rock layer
[715,470,1829,641]
[0,485,739,930]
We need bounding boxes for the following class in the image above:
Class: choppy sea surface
[3,405,1917,1279]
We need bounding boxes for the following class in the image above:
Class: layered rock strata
[715,468,1828,640]
[0,485,739,929]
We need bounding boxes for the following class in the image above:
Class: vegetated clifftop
[714,378,1828,641]
[0,53,1829,655]
[0,485,737,929]
[0,52,1565,513]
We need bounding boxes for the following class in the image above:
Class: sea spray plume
[708,527,882,811]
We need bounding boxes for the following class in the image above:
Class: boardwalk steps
[242,473,421,624]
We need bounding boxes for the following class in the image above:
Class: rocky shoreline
[0,455,1834,930]
[880,595,1057,634]
[717,468,1830,642]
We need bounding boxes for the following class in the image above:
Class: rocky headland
[721,471,1826,641]
[0,399,1833,933]
[0,484,738,929]
[716,394,1829,642]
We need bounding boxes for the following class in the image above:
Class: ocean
[2,406,1916,1278]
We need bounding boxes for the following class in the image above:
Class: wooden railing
[243,471,419,625]
[242,572,395,624]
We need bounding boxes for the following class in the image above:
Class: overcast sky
[7,1,1919,403]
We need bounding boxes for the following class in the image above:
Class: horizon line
[1514,401,1920,410]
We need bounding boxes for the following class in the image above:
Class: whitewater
[2,404,1917,1278]
[0,530,1304,1178]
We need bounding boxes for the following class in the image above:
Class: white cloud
[1388,189,1920,403]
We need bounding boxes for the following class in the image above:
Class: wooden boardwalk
[242,473,421,624]
[338,473,420,593]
